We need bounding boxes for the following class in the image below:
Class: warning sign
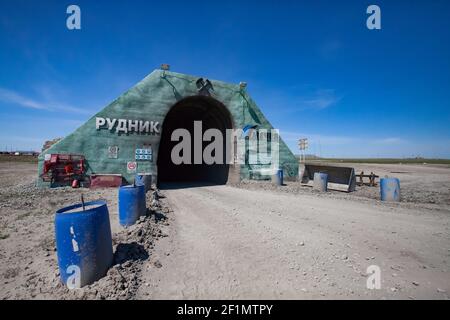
[108,146,119,159]
[127,161,137,173]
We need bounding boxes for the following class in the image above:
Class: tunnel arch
[157,95,235,185]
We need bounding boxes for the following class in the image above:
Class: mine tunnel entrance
[157,96,234,185]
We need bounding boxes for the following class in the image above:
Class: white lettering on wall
[95,117,160,134]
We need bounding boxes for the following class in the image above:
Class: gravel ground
[137,182,450,300]
[235,162,450,211]
[0,162,171,300]
[1,162,449,300]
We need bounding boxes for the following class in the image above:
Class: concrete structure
[38,69,298,186]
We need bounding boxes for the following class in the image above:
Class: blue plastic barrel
[277,169,284,185]
[313,172,328,192]
[135,174,152,192]
[272,169,283,186]
[380,177,401,202]
[118,184,146,226]
[54,200,113,289]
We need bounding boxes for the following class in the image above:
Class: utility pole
[298,138,309,181]
[298,138,309,164]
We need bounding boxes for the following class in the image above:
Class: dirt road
[138,183,450,299]
[1,161,449,299]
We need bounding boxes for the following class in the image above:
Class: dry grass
[0,155,38,163]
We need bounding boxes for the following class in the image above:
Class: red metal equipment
[41,154,86,186]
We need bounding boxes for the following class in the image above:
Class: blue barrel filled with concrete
[380,177,401,202]
[54,200,113,289]
[313,172,328,192]
[119,184,146,226]
[135,173,152,192]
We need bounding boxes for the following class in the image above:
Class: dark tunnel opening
[157,96,233,185]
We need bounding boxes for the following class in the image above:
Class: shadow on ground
[158,181,222,190]
[114,242,149,265]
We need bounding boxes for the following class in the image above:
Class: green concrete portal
[38,70,298,186]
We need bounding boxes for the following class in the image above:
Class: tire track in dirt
[138,183,450,299]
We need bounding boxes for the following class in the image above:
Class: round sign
[127,161,137,172]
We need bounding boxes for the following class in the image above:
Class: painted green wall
[38,70,299,186]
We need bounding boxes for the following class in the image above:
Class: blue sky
[0,0,449,157]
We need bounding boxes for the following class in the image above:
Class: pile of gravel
[19,190,171,300]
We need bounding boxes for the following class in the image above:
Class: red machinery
[41,154,86,186]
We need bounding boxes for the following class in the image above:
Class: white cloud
[372,137,406,145]
[300,89,341,110]
[252,86,341,114]
[281,132,407,146]
[281,131,358,145]
[0,88,49,110]
[0,87,93,115]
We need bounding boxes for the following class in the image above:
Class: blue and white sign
[135,148,152,161]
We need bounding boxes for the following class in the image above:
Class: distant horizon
[297,154,450,160]
[2,151,450,162]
